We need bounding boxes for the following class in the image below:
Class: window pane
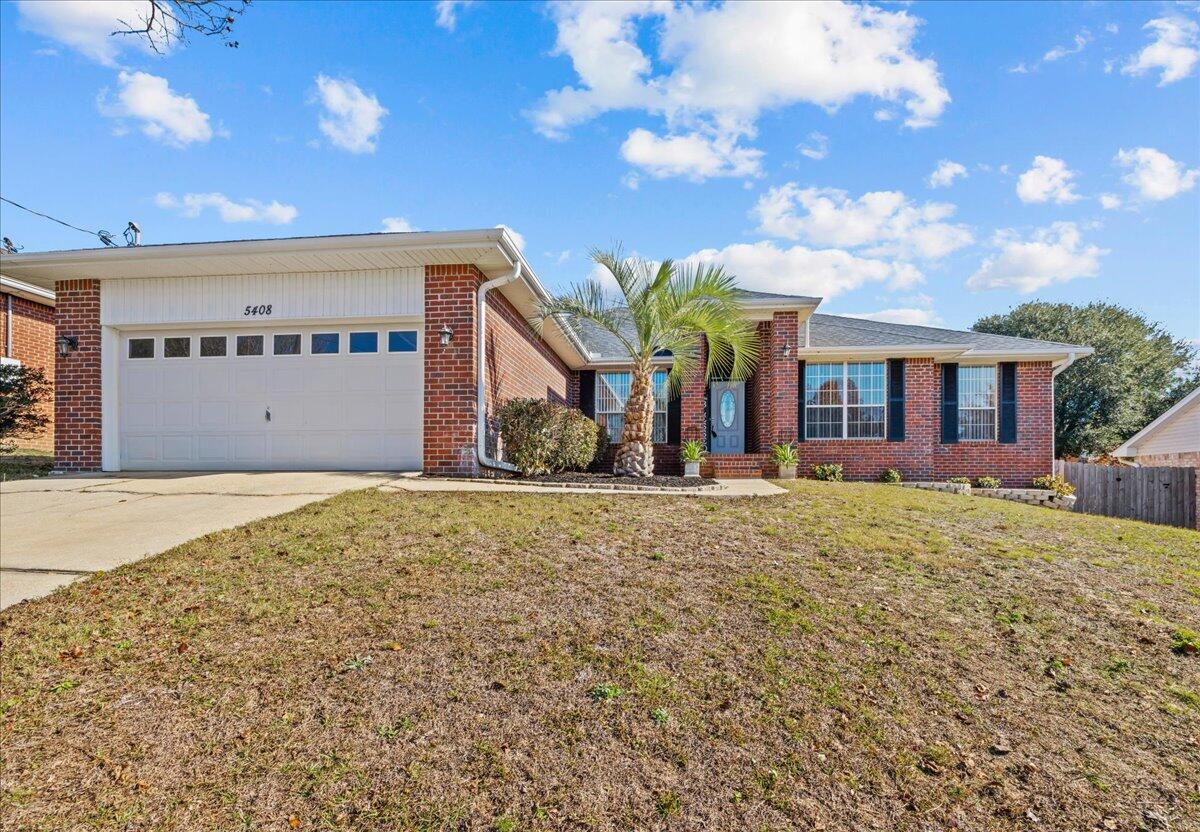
[959,408,996,441]
[311,333,339,354]
[349,332,378,353]
[958,366,997,441]
[653,412,667,444]
[273,334,301,355]
[847,362,885,406]
[848,406,885,438]
[236,335,264,356]
[388,330,418,352]
[164,337,190,358]
[200,336,227,357]
[128,338,154,359]
[805,363,843,407]
[598,413,625,443]
[806,405,843,439]
[596,372,631,443]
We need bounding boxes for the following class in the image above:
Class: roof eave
[0,275,55,306]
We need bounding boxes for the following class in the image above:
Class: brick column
[770,311,799,445]
[423,264,482,476]
[680,335,708,446]
[54,280,102,471]
[905,358,937,480]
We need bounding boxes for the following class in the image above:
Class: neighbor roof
[1113,386,1200,458]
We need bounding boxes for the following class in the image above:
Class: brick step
[702,453,771,479]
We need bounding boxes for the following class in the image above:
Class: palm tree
[537,247,760,477]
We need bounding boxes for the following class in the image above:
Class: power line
[0,196,118,247]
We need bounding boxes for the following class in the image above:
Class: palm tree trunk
[613,360,656,476]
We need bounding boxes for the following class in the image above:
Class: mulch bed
[512,472,719,488]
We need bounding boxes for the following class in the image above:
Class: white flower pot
[683,461,701,478]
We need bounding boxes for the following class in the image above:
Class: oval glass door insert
[719,389,736,428]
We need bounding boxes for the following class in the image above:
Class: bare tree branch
[112,0,250,54]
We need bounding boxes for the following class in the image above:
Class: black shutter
[886,359,905,442]
[667,391,681,444]
[941,363,959,444]
[579,370,595,418]
[999,362,1017,444]
[796,360,806,442]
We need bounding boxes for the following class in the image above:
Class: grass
[0,448,53,481]
[1,480,1197,830]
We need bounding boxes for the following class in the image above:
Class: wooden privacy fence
[1055,460,1197,530]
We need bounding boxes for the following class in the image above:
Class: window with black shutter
[999,362,1018,444]
[887,358,905,442]
[941,363,959,444]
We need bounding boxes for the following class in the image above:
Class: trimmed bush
[812,463,843,482]
[1032,473,1075,497]
[878,468,902,484]
[496,398,601,476]
[975,476,1002,489]
[947,476,972,486]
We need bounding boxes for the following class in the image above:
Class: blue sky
[1,1,1197,341]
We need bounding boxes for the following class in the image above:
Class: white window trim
[804,360,887,441]
[387,329,420,353]
[272,333,303,357]
[310,332,341,356]
[236,334,266,357]
[957,364,998,442]
[595,370,670,444]
[162,335,192,359]
[198,335,228,358]
[348,330,379,354]
[127,337,155,359]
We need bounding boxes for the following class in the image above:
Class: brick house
[0,275,56,452]
[0,230,1091,483]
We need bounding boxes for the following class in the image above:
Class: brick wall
[794,359,1055,486]
[1,292,56,452]
[53,280,102,471]
[423,264,575,476]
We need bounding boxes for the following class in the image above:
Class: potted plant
[680,440,705,478]
[771,443,799,479]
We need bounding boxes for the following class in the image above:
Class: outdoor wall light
[55,335,78,358]
[781,341,793,358]
[439,324,454,347]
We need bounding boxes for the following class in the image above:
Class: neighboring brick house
[0,275,56,452]
[0,229,1091,482]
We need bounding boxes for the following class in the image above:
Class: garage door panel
[119,324,423,471]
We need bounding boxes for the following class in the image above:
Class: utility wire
[0,196,117,246]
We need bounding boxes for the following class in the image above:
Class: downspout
[477,262,523,473]
[4,293,12,358]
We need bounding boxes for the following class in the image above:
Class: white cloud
[496,225,525,251]
[753,184,973,261]
[98,71,213,147]
[1115,146,1199,201]
[843,308,944,326]
[927,159,967,188]
[546,249,572,265]
[530,1,948,178]
[681,241,923,300]
[15,0,173,66]
[381,217,417,232]
[1043,30,1091,62]
[798,132,829,161]
[1106,23,1119,36]
[155,192,298,225]
[620,128,763,181]
[1099,193,1123,210]
[435,0,475,31]
[1122,16,1199,86]
[967,222,1106,293]
[1015,156,1081,204]
[312,75,387,154]
[1008,62,1030,74]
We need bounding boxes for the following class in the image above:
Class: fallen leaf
[288,816,300,829]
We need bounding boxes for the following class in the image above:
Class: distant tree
[973,302,1199,457]
[0,365,52,453]
[112,0,250,54]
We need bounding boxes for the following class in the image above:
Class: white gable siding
[1134,396,1200,457]
[100,268,423,327]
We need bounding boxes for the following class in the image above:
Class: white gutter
[477,259,523,474]
[4,293,11,358]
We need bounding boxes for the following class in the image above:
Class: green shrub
[975,476,1002,489]
[878,468,902,484]
[680,440,705,463]
[771,443,799,466]
[1171,628,1198,655]
[496,398,600,475]
[1032,473,1075,497]
[947,476,972,486]
[812,463,843,482]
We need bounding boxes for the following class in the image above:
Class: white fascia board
[1113,386,1200,457]
[582,357,674,369]
[0,275,55,306]
[799,345,965,359]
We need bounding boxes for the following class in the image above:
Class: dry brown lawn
[1,481,1198,831]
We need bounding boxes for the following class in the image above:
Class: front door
[710,381,745,454]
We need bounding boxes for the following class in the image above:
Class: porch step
[702,453,771,479]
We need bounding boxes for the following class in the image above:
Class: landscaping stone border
[900,481,1075,510]
[427,476,724,494]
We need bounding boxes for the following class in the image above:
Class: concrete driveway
[0,471,403,610]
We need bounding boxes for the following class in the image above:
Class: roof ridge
[812,313,968,346]
[814,312,1083,349]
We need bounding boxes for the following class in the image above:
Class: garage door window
[164,337,191,358]
[311,333,340,354]
[273,334,301,356]
[128,338,154,359]
[388,330,418,353]
[349,332,378,353]
[200,336,227,357]
[236,335,264,356]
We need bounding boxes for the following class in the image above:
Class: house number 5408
[243,304,273,316]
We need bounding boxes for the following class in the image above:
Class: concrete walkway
[1,472,785,610]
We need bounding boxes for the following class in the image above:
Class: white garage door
[117,324,423,471]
